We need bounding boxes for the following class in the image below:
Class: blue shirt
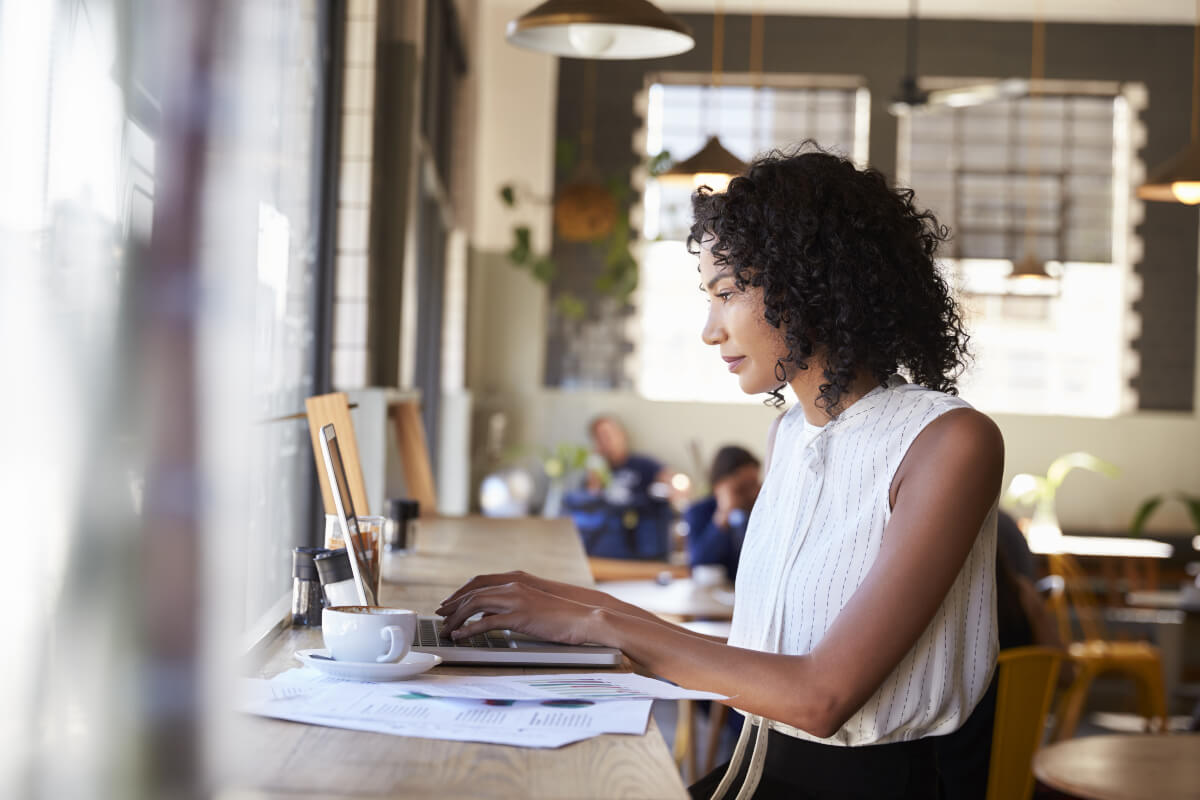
[683,496,746,581]
[564,454,672,559]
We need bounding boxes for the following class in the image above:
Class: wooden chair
[987,646,1062,800]
[1044,552,1167,741]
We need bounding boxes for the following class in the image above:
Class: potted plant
[1002,452,1119,551]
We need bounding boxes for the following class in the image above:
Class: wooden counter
[228,516,688,799]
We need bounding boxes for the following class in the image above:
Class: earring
[774,359,787,382]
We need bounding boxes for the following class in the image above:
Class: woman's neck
[788,365,880,427]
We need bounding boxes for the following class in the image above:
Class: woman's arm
[436,571,729,643]
[441,408,1003,737]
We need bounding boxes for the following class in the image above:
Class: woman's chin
[736,374,773,396]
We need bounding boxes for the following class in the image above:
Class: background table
[1033,733,1200,800]
[228,516,687,799]
[600,578,735,621]
[1125,589,1200,704]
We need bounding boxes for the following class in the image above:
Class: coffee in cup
[322,606,417,663]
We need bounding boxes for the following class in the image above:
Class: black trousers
[688,730,938,800]
[689,675,998,800]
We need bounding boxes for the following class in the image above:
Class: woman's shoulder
[898,406,1004,486]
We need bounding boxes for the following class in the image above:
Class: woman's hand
[436,579,609,646]
[437,570,606,613]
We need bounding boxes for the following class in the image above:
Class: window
[898,80,1142,417]
[635,75,869,403]
[2,0,338,775]
[230,0,333,629]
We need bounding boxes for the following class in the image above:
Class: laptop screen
[319,423,376,606]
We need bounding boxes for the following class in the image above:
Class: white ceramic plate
[295,648,442,682]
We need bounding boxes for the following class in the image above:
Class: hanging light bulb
[506,0,694,61]
[1138,0,1200,204]
[565,24,616,57]
[1173,180,1200,204]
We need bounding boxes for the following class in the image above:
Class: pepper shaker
[291,547,327,626]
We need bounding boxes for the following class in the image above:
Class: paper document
[239,669,656,749]
[383,671,729,701]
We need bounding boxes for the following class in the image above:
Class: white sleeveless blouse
[728,376,998,746]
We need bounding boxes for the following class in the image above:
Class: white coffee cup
[322,606,417,663]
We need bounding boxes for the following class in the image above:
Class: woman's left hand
[437,580,609,647]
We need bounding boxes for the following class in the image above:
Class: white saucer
[295,649,442,682]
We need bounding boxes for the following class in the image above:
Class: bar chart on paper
[523,677,651,699]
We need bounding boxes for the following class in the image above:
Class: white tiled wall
[331,0,377,390]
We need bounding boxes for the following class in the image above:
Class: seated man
[684,446,762,582]
[563,415,676,560]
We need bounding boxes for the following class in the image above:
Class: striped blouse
[727,375,998,746]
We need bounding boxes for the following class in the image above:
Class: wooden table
[1033,734,1200,800]
[228,516,687,799]
[599,578,735,621]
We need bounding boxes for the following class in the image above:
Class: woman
[438,145,1002,799]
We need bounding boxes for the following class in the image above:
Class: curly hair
[687,142,970,416]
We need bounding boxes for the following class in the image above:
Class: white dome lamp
[506,0,694,60]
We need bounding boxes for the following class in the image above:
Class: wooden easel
[305,392,371,516]
[304,390,438,517]
[387,396,437,515]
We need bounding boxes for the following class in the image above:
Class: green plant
[1129,491,1200,537]
[497,138,648,320]
[1003,451,1119,523]
[542,442,589,481]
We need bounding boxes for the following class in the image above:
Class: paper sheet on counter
[239,670,655,749]
[355,671,729,701]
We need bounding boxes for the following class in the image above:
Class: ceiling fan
[888,0,1029,115]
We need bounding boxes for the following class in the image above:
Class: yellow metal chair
[987,646,1062,800]
[1044,552,1167,741]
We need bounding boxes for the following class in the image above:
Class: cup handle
[376,626,410,663]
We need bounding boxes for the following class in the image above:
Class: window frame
[895,77,1146,417]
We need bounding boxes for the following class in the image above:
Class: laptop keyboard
[413,617,510,649]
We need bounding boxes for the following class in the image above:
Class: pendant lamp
[1137,1,1200,205]
[660,4,748,192]
[661,135,747,191]
[1007,15,1059,297]
[506,0,694,60]
[1006,254,1059,296]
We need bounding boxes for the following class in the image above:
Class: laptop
[318,423,622,666]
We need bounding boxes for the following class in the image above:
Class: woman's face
[698,242,790,396]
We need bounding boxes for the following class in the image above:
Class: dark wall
[548,14,1197,411]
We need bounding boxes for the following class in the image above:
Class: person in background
[684,445,762,582]
[563,415,678,560]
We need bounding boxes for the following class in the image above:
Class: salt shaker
[315,548,361,607]
[291,547,327,626]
